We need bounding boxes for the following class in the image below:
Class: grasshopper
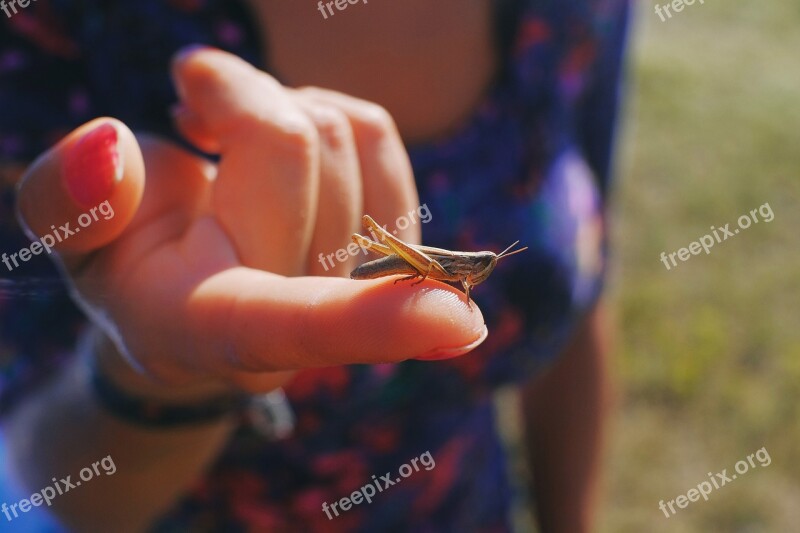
[350,215,527,304]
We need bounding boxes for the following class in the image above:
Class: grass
[600,0,800,531]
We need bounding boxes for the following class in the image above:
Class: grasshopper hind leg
[461,280,473,305]
[394,274,419,284]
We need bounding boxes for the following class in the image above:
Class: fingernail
[172,44,211,67]
[61,122,122,208]
[414,325,488,361]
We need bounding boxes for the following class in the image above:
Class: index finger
[188,270,487,374]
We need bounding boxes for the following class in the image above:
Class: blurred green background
[502,1,800,531]
[602,0,800,531]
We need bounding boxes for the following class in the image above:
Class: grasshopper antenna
[496,241,528,261]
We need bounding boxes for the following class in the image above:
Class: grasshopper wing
[361,215,449,277]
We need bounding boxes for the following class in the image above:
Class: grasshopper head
[467,241,528,287]
[466,254,498,287]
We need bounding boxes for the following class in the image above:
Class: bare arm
[520,301,613,533]
[2,331,237,532]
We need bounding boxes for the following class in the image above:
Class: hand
[14,48,487,396]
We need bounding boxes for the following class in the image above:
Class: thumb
[15,118,144,257]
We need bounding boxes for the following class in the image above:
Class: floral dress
[0,0,630,530]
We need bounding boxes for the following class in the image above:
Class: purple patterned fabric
[0,0,630,530]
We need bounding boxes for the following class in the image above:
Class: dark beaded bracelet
[87,341,295,438]
[90,364,249,427]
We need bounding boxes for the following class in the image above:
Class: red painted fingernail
[61,122,122,208]
[414,325,488,361]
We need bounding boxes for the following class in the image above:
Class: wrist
[85,328,248,427]
[84,328,296,438]
[90,327,238,405]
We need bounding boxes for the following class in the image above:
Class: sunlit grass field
[600,1,800,531]
[499,2,799,531]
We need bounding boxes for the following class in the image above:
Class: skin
[522,303,612,533]
[2,2,610,531]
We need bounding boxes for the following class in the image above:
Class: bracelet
[90,362,249,427]
[83,330,295,436]
[89,359,296,438]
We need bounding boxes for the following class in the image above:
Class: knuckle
[278,111,319,144]
[309,106,352,149]
[355,103,397,144]
[234,110,319,162]
[269,112,320,155]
